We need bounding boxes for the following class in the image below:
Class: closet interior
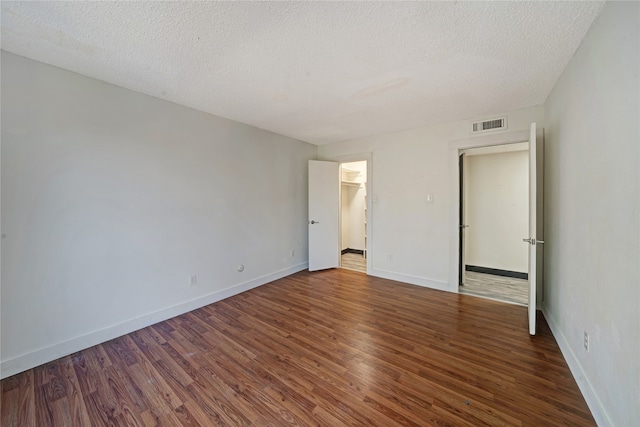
[340,161,367,273]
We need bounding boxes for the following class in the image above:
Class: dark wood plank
[1,388,19,427]
[1,269,595,426]
[60,356,91,426]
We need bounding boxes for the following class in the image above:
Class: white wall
[464,150,528,273]
[347,186,366,251]
[543,2,639,426]
[0,52,317,378]
[341,187,350,250]
[341,185,366,251]
[318,106,543,290]
[341,161,367,251]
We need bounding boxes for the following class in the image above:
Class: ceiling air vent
[471,117,507,133]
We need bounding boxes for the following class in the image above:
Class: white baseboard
[0,262,308,379]
[370,268,449,292]
[541,306,611,427]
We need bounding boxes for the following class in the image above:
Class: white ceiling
[1,1,604,145]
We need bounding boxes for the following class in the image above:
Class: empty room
[1,2,638,426]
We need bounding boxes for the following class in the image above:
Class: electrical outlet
[584,331,590,352]
[190,275,197,286]
[290,249,295,258]
[388,254,393,261]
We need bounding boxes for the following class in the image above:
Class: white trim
[371,268,448,292]
[0,262,308,379]
[448,129,531,292]
[541,306,611,427]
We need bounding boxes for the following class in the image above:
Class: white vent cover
[471,117,507,133]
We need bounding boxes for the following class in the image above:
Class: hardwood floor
[1,269,594,426]
[459,271,528,305]
[341,252,366,272]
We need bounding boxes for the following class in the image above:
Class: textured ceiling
[1,1,604,145]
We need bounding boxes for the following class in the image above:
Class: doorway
[458,143,529,305]
[340,161,367,273]
[448,124,543,335]
[308,154,372,274]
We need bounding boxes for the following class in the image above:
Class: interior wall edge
[541,305,610,427]
[0,262,308,380]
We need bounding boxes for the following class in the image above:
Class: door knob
[310,220,320,224]
[459,224,470,228]
[523,238,545,245]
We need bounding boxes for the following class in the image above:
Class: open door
[524,123,544,335]
[308,160,340,271]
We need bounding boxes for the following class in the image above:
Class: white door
[525,123,544,335]
[308,160,340,271]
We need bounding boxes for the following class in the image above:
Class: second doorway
[340,161,367,273]
[459,144,529,304]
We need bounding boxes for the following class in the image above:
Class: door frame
[458,153,466,286]
[327,153,373,275]
[448,129,533,293]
